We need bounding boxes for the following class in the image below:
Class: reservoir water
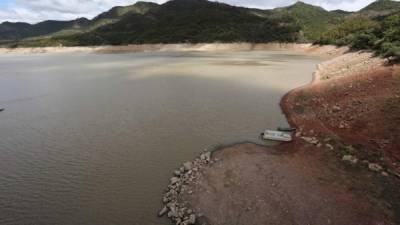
[0,50,320,225]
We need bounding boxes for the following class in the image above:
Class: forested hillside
[317,11,400,60]
[0,0,399,56]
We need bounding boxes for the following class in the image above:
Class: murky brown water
[0,50,320,225]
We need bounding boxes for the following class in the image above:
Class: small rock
[170,177,180,185]
[301,137,318,145]
[188,214,196,224]
[325,144,334,150]
[163,197,169,203]
[369,163,383,172]
[342,155,358,164]
[174,170,181,176]
[333,105,341,112]
[323,137,332,142]
[342,155,352,161]
[158,206,168,217]
[381,171,389,177]
[204,151,211,161]
[310,138,319,145]
[169,205,178,218]
[183,162,193,171]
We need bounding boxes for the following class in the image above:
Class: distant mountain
[361,0,400,12]
[67,0,300,45]
[0,22,31,40]
[272,1,348,40]
[88,2,159,30]
[33,2,160,39]
[94,1,158,20]
[358,0,400,17]
[0,18,89,41]
[1,0,399,47]
[0,2,158,41]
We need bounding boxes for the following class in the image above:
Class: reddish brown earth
[282,52,400,175]
[168,50,400,225]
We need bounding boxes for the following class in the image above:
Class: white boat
[261,130,292,142]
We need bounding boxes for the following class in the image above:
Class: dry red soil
[282,54,400,175]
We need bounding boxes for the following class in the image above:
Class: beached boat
[261,130,292,142]
[277,126,296,132]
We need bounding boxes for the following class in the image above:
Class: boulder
[183,162,193,171]
[301,137,319,145]
[188,214,196,224]
[174,170,181,176]
[163,197,170,203]
[325,144,334,150]
[158,206,168,217]
[204,151,211,161]
[368,163,383,172]
[169,205,178,218]
[342,155,358,164]
[332,105,341,112]
[170,177,180,185]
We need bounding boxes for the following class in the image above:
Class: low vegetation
[317,12,400,61]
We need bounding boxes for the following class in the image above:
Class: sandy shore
[159,45,400,225]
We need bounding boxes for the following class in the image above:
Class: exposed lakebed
[0,50,320,225]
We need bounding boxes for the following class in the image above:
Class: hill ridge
[0,0,399,47]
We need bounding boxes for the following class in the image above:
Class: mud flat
[159,47,400,225]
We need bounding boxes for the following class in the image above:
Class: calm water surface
[0,50,321,225]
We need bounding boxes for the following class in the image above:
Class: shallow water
[0,50,320,225]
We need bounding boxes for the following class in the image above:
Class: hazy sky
[0,0,382,23]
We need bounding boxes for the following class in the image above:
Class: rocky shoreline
[158,150,213,225]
